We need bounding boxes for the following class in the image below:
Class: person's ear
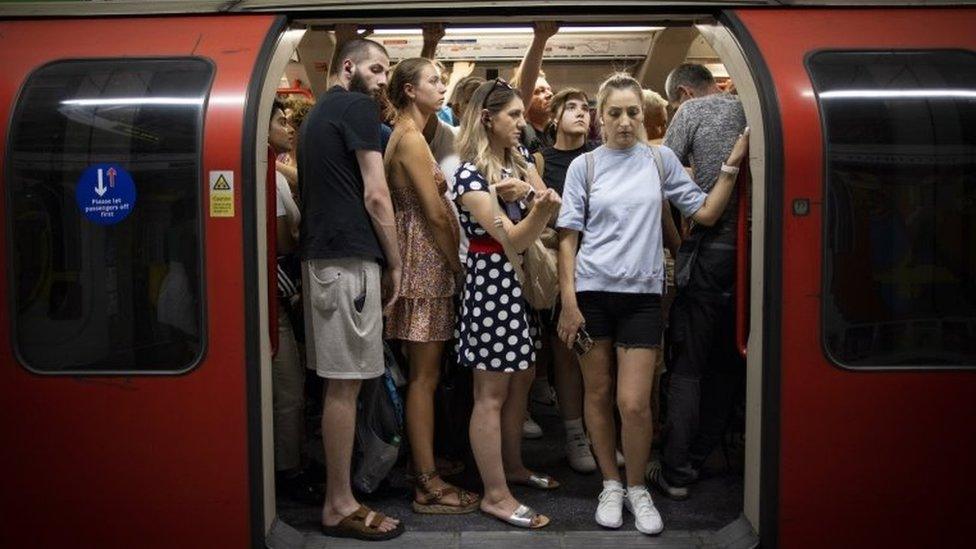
[404,82,416,101]
[343,59,354,76]
[481,109,492,127]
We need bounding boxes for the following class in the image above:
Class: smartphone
[573,327,594,357]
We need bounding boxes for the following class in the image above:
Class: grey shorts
[303,258,384,380]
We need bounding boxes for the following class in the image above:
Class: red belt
[468,236,503,254]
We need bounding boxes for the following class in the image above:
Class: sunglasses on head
[481,78,514,110]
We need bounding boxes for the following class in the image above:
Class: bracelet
[720,163,740,175]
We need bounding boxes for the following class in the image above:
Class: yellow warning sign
[209,170,234,217]
[212,174,231,190]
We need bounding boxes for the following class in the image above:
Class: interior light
[371,26,662,36]
[820,89,976,100]
[61,97,204,106]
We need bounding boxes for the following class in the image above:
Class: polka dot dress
[452,157,540,372]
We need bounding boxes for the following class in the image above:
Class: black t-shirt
[521,123,555,155]
[298,86,384,264]
[539,141,599,196]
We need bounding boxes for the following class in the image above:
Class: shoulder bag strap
[488,184,529,287]
[583,151,595,230]
[649,145,666,204]
[532,151,545,179]
[649,144,670,295]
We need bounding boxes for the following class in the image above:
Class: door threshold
[271,517,758,548]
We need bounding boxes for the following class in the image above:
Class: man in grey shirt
[649,63,747,500]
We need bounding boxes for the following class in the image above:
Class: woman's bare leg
[616,347,656,487]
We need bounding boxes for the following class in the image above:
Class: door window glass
[808,50,976,368]
[6,58,212,373]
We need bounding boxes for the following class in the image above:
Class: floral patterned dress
[383,120,460,342]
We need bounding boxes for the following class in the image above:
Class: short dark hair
[331,38,389,76]
[270,98,286,124]
[665,63,715,103]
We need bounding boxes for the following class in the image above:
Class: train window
[5,58,212,374]
[808,50,976,368]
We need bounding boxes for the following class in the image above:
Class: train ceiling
[3,0,973,18]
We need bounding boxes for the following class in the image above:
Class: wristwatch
[524,187,537,202]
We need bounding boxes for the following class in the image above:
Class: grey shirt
[664,92,746,242]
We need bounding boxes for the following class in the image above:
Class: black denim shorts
[576,291,663,348]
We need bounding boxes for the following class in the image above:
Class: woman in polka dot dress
[453,79,563,529]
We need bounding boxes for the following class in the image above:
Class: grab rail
[735,160,750,358]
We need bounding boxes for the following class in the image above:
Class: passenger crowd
[268,22,749,541]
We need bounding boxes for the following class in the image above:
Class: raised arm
[421,23,445,60]
[515,21,559,102]
[357,149,402,311]
[397,132,463,273]
[690,128,749,226]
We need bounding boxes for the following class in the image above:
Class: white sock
[564,417,585,436]
[603,479,623,491]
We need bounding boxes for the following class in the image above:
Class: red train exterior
[1,4,974,548]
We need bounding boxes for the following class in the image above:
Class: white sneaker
[595,480,625,528]
[565,431,597,473]
[624,486,664,535]
[522,416,543,439]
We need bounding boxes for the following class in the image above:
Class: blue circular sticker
[75,164,136,226]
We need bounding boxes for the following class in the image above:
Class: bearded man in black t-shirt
[297,37,404,541]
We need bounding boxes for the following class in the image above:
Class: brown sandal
[321,505,404,541]
[412,470,481,515]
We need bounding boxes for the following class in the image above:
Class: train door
[727,8,976,548]
[0,15,283,548]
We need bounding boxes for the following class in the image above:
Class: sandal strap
[364,509,386,529]
[416,482,479,507]
[415,469,441,485]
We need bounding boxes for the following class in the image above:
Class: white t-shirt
[275,171,300,224]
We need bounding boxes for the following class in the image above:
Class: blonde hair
[596,72,648,143]
[456,80,530,186]
[642,89,668,113]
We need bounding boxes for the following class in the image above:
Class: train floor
[277,398,746,548]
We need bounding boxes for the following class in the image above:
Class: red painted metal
[0,15,277,548]
[735,8,976,548]
[735,161,750,358]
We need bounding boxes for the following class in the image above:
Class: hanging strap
[488,184,529,289]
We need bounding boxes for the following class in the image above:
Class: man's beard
[349,70,373,96]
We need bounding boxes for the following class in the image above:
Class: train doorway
[253,14,768,548]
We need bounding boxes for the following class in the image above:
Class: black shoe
[277,471,324,505]
[645,461,690,501]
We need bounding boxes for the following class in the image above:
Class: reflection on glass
[7,59,212,373]
[809,50,976,367]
